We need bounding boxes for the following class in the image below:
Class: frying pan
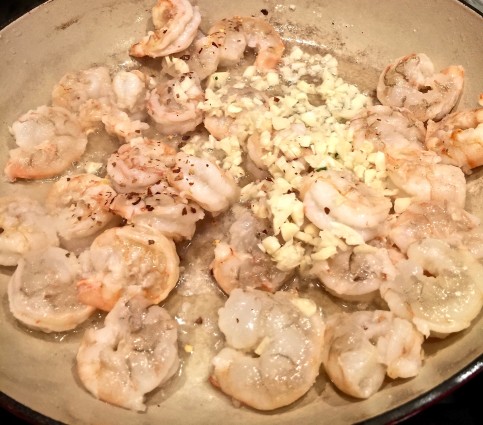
[0,0,482,424]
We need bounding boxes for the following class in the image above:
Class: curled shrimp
[46,174,118,240]
[76,290,179,411]
[211,208,292,294]
[323,310,424,399]
[388,201,480,254]
[0,197,59,266]
[106,137,177,193]
[349,105,426,154]
[112,70,149,118]
[110,180,205,241]
[168,152,240,214]
[377,53,464,122]
[386,150,466,207]
[77,225,179,311]
[425,108,483,173]
[311,244,397,302]
[380,238,483,337]
[211,288,324,410]
[301,170,392,242]
[146,72,204,135]
[4,106,88,181]
[8,247,95,333]
[130,0,201,58]
[188,16,284,80]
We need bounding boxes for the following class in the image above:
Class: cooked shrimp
[106,137,176,193]
[311,244,397,301]
[77,225,179,311]
[388,201,480,253]
[425,108,483,173]
[211,208,292,293]
[349,105,426,154]
[112,70,149,118]
[301,170,392,242]
[386,151,466,207]
[211,288,324,410]
[102,109,150,142]
[323,310,424,399]
[76,290,179,411]
[188,16,284,80]
[4,106,88,181]
[147,72,204,135]
[168,152,240,213]
[130,0,200,58]
[0,197,59,266]
[8,247,95,333]
[377,53,464,122]
[52,67,113,113]
[46,174,117,240]
[380,238,483,337]
[110,180,205,241]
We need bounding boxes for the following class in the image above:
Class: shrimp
[101,109,150,142]
[110,180,205,241]
[106,137,177,194]
[425,108,483,173]
[46,174,117,240]
[386,151,466,207]
[168,152,240,214]
[388,201,480,254]
[147,72,204,135]
[211,288,324,410]
[188,16,284,80]
[4,106,88,181]
[112,70,149,118]
[76,290,179,411]
[376,53,464,122]
[301,170,392,242]
[349,105,426,154]
[8,247,95,333]
[52,67,113,113]
[129,0,201,58]
[323,310,424,399]
[380,238,483,337]
[311,244,397,301]
[77,225,179,311]
[0,197,59,266]
[211,208,292,293]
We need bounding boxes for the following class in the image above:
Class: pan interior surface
[0,1,482,424]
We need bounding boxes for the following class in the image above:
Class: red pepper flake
[324,207,331,214]
[194,317,203,325]
[180,54,191,60]
[182,207,187,216]
[261,9,269,16]
[0,228,4,234]
[273,97,280,103]
[146,205,155,211]
[182,135,190,141]
[148,239,155,245]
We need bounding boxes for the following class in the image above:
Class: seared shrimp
[311,244,397,301]
[110,180,205,241]
[46,174,117,240]
[350,105,426,154]
[4,106,88,181]
[112,70,149,118]
[76,290,179,411]
[388,201,480,254]
[301,170,392,242]
[188,16,284,80]
[381,238,483,337]
[130,0,201,58]
[425,108,483,173]
[147,72,204,135]
[386,151,466,207]
[211,208,292,293]
[102,109,150,142]
[377,53,464,122]
[106,137,177,193]
[323,310,424,399]
[168,152,240,214]
[211,288,324,410]
[8,247,95,333]
[77,225,179,311]
[0,197,59,266]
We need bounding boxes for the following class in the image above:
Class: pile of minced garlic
[179,46,395,274]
